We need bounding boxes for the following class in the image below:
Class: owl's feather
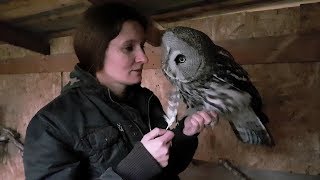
[161,26,273,146]
[227,107,272,145]
[164,88,180,130]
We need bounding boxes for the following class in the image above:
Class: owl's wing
[213,46,256,97]
[227,107,273,145]
[211,45,267,122]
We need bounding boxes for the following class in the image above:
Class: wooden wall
[0,2,319,180]
[144,3,320,175]
[0,38,73,179]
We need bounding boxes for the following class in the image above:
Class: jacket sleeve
[24,113,162,180]
[164,118,198,175]
[23,114,84,180]
[112,142,162,180]
[149,95,199,176]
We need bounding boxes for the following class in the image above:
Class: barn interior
[0,0,320,179]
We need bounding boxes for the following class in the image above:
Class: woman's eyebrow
[123,39,145,45]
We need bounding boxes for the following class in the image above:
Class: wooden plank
[0,44,158,74]
[10,3,87,33]
[0,22,50,54]
[218,32,320,64]
[15,14,82,34]
[179,160,320,180]
[0,53,78,74]
[0,0,88,21]
[144,43,162,68]
[48,29,75,38]
[1,31,320,74]
[151,0,281,22]
[146,21,165,47]
[300,2,320,32]
[151,0,320,23]
[88,0,127,5]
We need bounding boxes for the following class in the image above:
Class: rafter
[0,22,50,54]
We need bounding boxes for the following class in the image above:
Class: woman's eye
[174,54,186,64]
[125,46,134,52]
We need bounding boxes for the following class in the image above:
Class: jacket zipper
[107,89,144,137]
[147,94,153,131]
[117,123,124,132]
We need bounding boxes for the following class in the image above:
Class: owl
[161,26,273,146]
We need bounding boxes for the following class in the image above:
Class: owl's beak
[166,46,170,55]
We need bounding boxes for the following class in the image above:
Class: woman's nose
[136,49,149,64]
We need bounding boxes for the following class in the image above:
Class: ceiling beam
[151,0,320,23]
[0,0,88,21]
[0,22,50,54]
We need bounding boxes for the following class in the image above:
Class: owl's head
[161,26,217,83]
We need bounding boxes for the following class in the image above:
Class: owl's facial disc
[161,31,203,83]
[171,51,202,83]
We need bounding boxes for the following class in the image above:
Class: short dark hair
[73,2,148,75]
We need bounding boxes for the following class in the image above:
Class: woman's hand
[183,111,218,136]
[141,128,174,167]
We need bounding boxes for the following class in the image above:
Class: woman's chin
[126,76,142,85]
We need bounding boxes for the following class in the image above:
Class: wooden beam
[0,22,50,54]
[1,31,320,74]
[146,20,164,47]
[0,43,159,74]
[151,0,281,22]
[0,0,88,21]
[151,0,320,23]
[0,53,78,74]
[218,32,320,65]
[88,0,127,5]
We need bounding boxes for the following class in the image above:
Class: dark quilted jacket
[23,65,198,180]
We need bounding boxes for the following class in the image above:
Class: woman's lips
[132,69,142,72]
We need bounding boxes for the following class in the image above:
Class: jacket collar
[62,64,153,104]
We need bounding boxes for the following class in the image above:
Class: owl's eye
[174,54,186,64]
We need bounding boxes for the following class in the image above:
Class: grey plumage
[161,26,273,145]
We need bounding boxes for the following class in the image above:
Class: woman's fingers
[183,110,219,136]
[142,128,167,141]
[156,130,174,144]
[141,128,174,168]
[197,111,213,125]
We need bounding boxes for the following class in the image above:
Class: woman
[23,2,216,180]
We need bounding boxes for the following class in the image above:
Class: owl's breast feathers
[176,68,262,114]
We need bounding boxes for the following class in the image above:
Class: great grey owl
[161,26,273,146]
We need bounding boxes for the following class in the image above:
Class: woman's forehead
[113,21,146,44]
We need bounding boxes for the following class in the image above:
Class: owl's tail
[227,107,274,146]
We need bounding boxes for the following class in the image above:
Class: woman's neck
[107,83,126,98]
[96,72,127,98]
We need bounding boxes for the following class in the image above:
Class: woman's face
[97,20,149,86]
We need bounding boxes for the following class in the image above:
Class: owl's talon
[207,114,219,128]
